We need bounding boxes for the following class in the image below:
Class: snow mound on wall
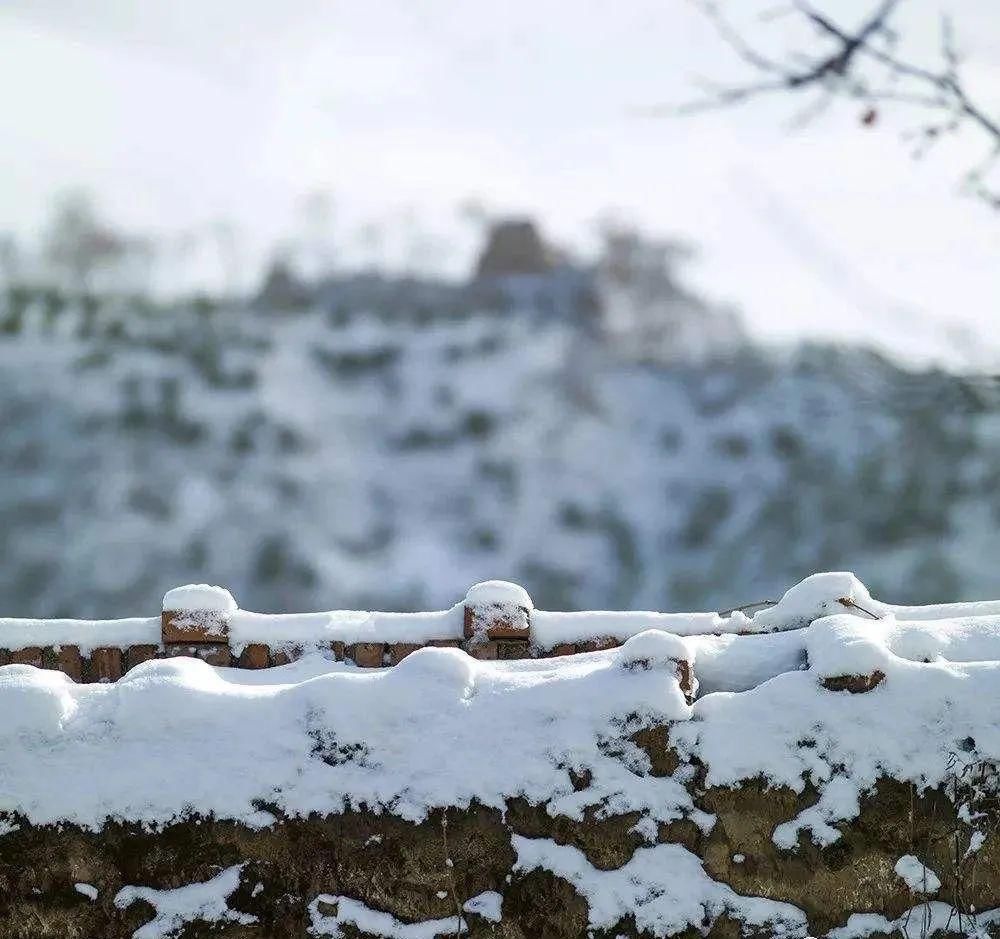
[465,580,532,610]
[0,633,693,829]
[162,584,237,613]
[807,613,1000,678]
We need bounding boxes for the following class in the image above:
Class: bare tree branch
[660,0,1000,207]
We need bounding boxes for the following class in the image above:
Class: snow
[114,864,256,938]
[228,607,463,654]
[462,890,503,922]
[308,894,473,937]
[686,630,807,695]
[0,617,159,654]
[74,882,99,901]
[0,633,693,829]
[465,580,532,610]
[805,612,1000,680]
[512,836,807,938]
[532,610,747,649]
[894,855,941,894]
[162,584,237,613]
[752,572,874,632]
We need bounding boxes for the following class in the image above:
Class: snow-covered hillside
[0,285,997,617]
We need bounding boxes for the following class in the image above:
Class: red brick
[200,645,232,667]
[9,646,43,667]
[575,637,619,654]
[161,609,230,644]
[468,641,499,660]
[428,638,462,649]
[56,645,83,682]
[463,604,530,641]
[125,645,159,673]
[549,643,576,657]
[349,642,385,668]
[88,647,123,683]
[496,640,531,660]
[239,643,270,669]
[330,640,346,661]
[271,649,292,666]
[389,642,421,665]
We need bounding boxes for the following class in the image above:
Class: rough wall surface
[4,774,999,938]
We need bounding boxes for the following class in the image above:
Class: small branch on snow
[837,596,882,619]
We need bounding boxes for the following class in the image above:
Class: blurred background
[1,0,999,616]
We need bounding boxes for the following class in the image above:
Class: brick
[822,670,886,694]
[200,645,232,667]
[9,646,43,667]
[428,638,462,649]
[548,643,576,657]
[464,603,530,641]
[161,609,231,645]
[575,637,619,654]
[88,647,123,683]
[56,645,83,682]
[271,649,292,667]
[125,645,159,673]
[349,642,385,668]
[0,649,8,666]
[330,640,346,661]
[388,642,421,665]
[496,640,531,660]
[239,643,270,669]
[468,641,499,660]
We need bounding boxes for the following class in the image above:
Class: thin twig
[719,599,778,616]
[837,596,882,619]
[662,0,1000,206]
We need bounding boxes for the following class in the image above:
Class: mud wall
[5,751,999,938]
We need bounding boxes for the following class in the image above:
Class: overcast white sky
[1,0,998,366]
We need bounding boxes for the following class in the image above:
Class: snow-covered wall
[3,571,1000,938]
[5,571,1000,685]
